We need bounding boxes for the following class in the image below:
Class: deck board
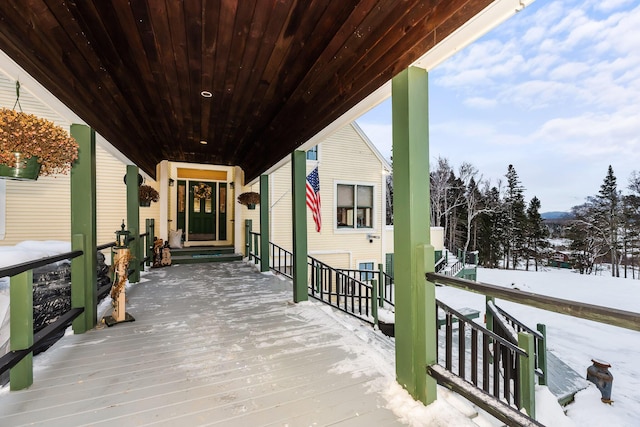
[0,262,405,426]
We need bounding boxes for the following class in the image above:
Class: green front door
[189,181,216,241]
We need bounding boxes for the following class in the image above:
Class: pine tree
[504,165,526,269]
[595,165,621,277]
[525,196,548,271]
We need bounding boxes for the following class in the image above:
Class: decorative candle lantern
[105,220,135,326]
[115,220,130,248]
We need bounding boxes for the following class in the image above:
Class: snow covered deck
[0,261,405,426]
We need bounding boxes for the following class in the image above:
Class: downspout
[380,165,387,269]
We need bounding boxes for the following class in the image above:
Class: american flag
[306,167,321,232]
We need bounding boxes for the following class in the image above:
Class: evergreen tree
[525,196,548,271]
[568,201,609,274]
[595,165,621,277]
[477,186,504,268]
[504,165,527,269]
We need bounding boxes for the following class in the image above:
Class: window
[358,262,375,281]
[306,145,318,160]
[337,184,373,229]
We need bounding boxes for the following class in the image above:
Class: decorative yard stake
[104,221,135,326]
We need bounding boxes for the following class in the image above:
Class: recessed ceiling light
[201,90,213,98]
[200,140,208,145]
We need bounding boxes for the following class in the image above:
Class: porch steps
[170,246,242,264]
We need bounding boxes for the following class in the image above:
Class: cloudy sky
[357,0,640,212]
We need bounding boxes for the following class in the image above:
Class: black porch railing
[436,299,529,410]
[487,300,547,385]
[243,228,542,424]
[0,221,154,391]
[269,242,293,279]
[0,249,85,389]
[309,258,374,324]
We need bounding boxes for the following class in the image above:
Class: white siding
[241,124,387,270]
[0,67,160,247]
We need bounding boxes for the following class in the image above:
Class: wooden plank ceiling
[0,0,491,181]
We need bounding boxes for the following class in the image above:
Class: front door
[189,181,216,241]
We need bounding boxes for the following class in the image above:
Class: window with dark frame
[336,183,373,229]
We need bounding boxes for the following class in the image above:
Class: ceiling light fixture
[200,90,213,98]
[200,140,208,145]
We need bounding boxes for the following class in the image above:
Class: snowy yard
[437,267,640,427]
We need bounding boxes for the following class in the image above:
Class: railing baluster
[483,335,490,392]
[445,314,453,371]
[493,341,500,398]
[458,321,466,378]
[471,329,478,385]
[503,347,511,405]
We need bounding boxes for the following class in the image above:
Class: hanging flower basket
[237,191,260,208]
[139,184,159,207]
[0,108,78,180]
[0,153,42,180]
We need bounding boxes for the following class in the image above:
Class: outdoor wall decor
[193,182,212,200]
[0,83,78,180]
[237,191,260,209]
[139,184,159,207]
[104,222,135,327]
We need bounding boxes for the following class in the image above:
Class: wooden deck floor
[0,262,404,426]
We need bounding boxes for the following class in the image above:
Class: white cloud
[358,0,640,211]
[463,97,497,109]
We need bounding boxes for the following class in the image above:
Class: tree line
[386,159,640,276]
[568,165,640,277]
[427,158,548,270]
[385,159,548,269]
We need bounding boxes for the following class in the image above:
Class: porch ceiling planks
[0,0,491,181]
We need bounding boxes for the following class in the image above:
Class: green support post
[291,150,308,302]
[518,332,536,419]
[70,124,97,334]
[392,66,436,405]
[378,263,385,307]
[537,323,548,386]
[145,218,155,266]
[486,296,495,331]
[254,234,260,264]
[371,279,378,326]
[126,165,140,283]
[9,270,33,390]
[245,219,252,258]
[260,175,270,272]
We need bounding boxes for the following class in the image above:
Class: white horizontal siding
[240,124,386,270]
[0,69,173,250]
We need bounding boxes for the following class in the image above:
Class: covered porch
[0,1,536,424]
[0,261,407,426]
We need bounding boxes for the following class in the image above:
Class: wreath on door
[193,182,212,200]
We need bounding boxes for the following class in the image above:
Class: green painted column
[245,219,252,258]
[291,150,308,302]
[260,174,270,272]
[9,270,33,390]
[392,66,436,405]
[126,165,140,283]
[70,124,97,334]
[518,332,536,419]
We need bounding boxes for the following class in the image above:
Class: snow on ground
[437,266,640,427]
[2,242,639,426]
